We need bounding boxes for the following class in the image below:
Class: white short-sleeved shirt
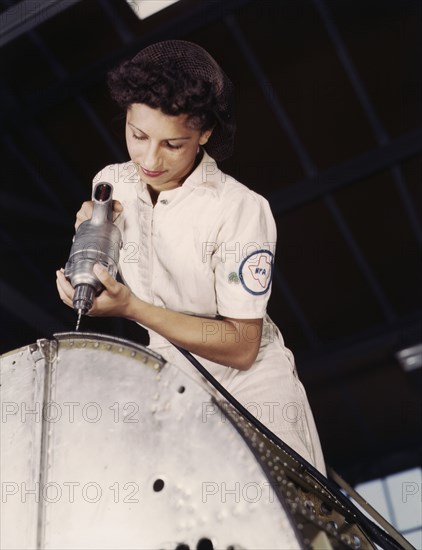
[93,151,326,473]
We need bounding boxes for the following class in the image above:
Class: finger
[93,263,117,291]
[56,270,74,297]
[112,200,123,222]
[75,201,94,230]
[56,270,74,306]
[112,200,123,212]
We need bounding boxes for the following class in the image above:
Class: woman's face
[125,103,212,194]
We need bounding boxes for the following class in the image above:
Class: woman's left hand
[56,264,133,317]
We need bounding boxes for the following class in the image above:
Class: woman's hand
[56,264,134,318]
[75,199,123,230]
[56,268,75,308]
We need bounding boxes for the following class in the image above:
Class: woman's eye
[167,142,182,150]
[132,134,146,141]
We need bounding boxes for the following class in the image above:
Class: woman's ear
[199,128,214,145]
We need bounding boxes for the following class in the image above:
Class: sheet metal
[1,332,300,550]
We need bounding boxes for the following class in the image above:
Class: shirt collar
[133,150,225,203]
[182,150,225,197]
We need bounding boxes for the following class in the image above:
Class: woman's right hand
[74,200,123,230]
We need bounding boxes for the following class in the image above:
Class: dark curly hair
[107,41,236,161]
[108,60,218,133]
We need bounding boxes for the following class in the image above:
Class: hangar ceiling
[0,0,421,483]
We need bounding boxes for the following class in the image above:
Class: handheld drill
[64,182,122,330]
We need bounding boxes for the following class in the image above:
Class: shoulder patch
[239,250,274,295]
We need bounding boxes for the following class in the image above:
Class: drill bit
[73,285,95,332]
[75,309,82,331]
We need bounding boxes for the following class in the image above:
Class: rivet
[341,534,351,545]
[352,535,361,549]
[326,520,338,533]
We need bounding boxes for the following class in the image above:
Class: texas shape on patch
[239,249,274,295]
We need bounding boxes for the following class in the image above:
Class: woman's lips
[141,166,165,178]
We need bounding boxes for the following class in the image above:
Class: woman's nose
[143,142,161,169]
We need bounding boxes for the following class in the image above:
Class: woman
[56,40,326,473]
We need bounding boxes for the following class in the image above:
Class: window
[355,467,421,548]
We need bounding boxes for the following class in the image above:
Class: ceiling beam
[312,0,422,247]
[224,13,316,178]
[3,0,252,119]
[20,25,127,162]
[1,133,69,214]
[224,12,397,324]
[312,0,388,144]
[0,0,80,47]
[0,80,87,202]
[297,312,422,382]
[268,128,422,215]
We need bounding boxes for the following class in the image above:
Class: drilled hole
[153,478,164,492]
[197,539,214,550]
[177,385,186,394]
[320,502,332,515]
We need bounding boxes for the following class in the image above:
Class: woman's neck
[146,148,204,206]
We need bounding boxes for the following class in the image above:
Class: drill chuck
[73,284,96,315]
[64,183,122,321]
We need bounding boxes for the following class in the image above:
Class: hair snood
[108,40,236,161]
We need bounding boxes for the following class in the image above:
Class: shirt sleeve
[212,187,277,319]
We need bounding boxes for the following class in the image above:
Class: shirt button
[160,199,168,205]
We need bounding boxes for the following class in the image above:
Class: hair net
[131,40,236,161]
